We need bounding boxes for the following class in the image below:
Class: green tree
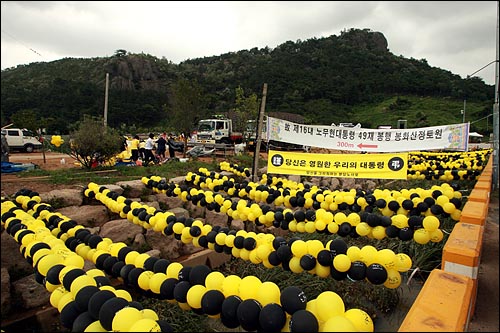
[10,109,39,133]
[167,78,207,155]
[66,116,123,169]
[233,86,260,132]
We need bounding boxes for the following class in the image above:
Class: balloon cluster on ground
[3,192,377,332]
[83,182,412,287]
[407,149,491,181]
[2,149,487,331]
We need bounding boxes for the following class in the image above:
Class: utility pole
[104,73,109,128]
[493,1,499,190]
[252,83,267,182]
[463,99,466,123]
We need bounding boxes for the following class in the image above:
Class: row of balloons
[140,170,456,244]
[84,182,412,288]
[2,192,375,332]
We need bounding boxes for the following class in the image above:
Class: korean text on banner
[266,116,469,152]
[267,150,408,179]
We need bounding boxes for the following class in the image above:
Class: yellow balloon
[359,245,377,265]
[306,240,324,257]
[315,263,331,278]
[347,213,361,226]
[322,315,357,332]
[86,268,105,278]
[222,275,241,297]
[127,318,162,332]
[37,253,64,276]
[333,254,351,272]
[306,299,320,319]
[84,320,107,332]
[63,254,85,269]
[327,222,339,234]
[395,253,412,272]
[70,274,97,297]
[138,271,155,291]
[239,275,261,300]
[256,281,281,306]
[422,216,440,231]
[316,291,345,322]
[371,226,386,240]
[50,135,64,147]
[114,289,132,302]
[413,229,431,244]
[442,202,456,214]
[356,222,371,236]
[383,269,402,289]
[344,308,374,332]
[186,284,207,309]
[149,273,167,294]
[166,262,183,279]
[305,221,316,233]
[32,248,52,267]
[377,249,396,270]
[346,246,361,262]
[205,271,225,291]
[289,256,304,274]
[57,292,74,313]
[140,308,159,320]
[112,307,144,332]
[134,253,151,269]
[50,286,68,308]
[124,250,140,265]
[429,229,444,242]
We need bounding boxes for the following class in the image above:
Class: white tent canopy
[469,132,483,138]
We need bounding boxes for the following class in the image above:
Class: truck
[194,115,243,145]
[1,127,43,153]
[244,118,310,152]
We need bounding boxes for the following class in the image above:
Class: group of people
[129,132,179,166]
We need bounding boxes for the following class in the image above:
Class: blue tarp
[1,161,37,173]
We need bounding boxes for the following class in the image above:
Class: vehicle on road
[1,127,43,153]
[194,115,243,145]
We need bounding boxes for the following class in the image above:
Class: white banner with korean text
[265,116,469,152]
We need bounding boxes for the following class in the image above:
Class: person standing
[167,134,177,160]
[144,133,156,166]
[1,130,9,162]
[139,139,146,161]
[130,135,140,163]
[156,132,167,162]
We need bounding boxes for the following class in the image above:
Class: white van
[2,128,43,153]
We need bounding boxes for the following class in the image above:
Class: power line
[1,28,43,57]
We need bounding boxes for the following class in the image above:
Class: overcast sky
[1,1,498,85]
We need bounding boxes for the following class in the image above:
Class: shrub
[67,116,123,169]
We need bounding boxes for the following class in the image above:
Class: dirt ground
[1,151,82,197]
[1,151,498,331]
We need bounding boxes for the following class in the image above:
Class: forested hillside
[1,28,495,136]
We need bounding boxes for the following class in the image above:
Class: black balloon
[347,261,367,281]
[87,290,115,320]
[366,263,388,285]
[98,297,128,331]
[221,295,242,329]
[72,311,95,332]
[289,309,319,332]
[173,280,191,303]
[189,265,212,286]
[259,303,286,332]
[201,289,225,316]
[74,285,100,312]
[280,286,307,315]
[299,254,316,271]
[60,301,82,329]
[237,299,262,332]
